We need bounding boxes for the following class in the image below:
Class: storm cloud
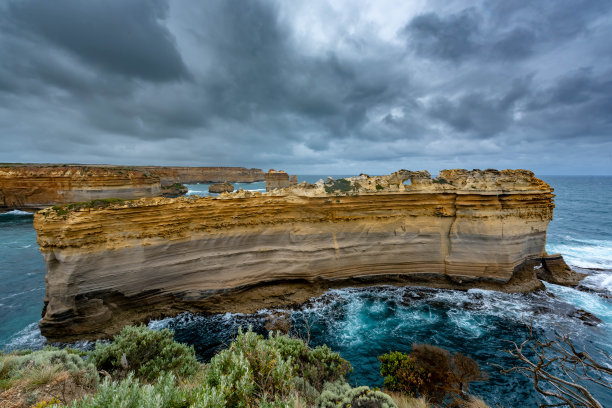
[0,0,610,175]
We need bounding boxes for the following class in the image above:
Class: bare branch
[498,322,610,408]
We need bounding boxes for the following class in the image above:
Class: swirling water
[0,175,611,406]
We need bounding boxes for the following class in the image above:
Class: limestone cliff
[0,165,161,211]
[139,166,264,185]
[34,169,576,341]
[0,164,264,210]
[265,169,291,191]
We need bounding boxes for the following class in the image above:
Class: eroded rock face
[537,254,586,286]
[140,166,264,185]
[265,169,290,191]
[208,182,234,193]
[34,169,565,341]
[0,165,161,210]
[161,183,188,198]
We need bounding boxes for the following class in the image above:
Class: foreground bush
[88,325,199,382]
[204,327,352,406]
[0,348,98,407]
[379,345,487,405]
[317,380,397,408]
[1,326,465,407]
[67,372,188,408]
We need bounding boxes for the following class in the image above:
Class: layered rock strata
[0,164,264,210]
[265,169,297,191]
[1,165,161,211]
[139,166,264,185]
[34,169,577,341]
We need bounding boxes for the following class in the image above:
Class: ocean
[1,175,610,406]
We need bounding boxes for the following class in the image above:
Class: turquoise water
[1,175,611,406]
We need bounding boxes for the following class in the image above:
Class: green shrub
[379,345,487,403]
[203,328,351,407]
[379,351,427,397]
[0,347,98,391]
[88,325,198,382]
[68,372,189,408]
[432,178,449,184]
[317,380,397,408]
[324,178,353,194]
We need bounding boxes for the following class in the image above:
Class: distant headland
[0,163,264,211]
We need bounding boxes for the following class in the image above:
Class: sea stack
[33,169,581,341]
[209,182,235,193]
[265,169,290,191]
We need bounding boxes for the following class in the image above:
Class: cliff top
[40,169,551,217]
[0,165,159,180]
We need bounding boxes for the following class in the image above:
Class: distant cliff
[138,166,264,185]
[0,164,264,210]
[0,165,161,211]
[33,169,581,341]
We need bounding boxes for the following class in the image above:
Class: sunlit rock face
[34,169,575,342]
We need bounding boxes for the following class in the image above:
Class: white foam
[544,282,612,325]
[582,273,612,292]
[5,323,47,350]
[547,239,612,269]
[0,209,33,216]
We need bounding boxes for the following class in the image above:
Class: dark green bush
[432,178,450,184]
[88,325,198,382]
[379,351,427,397]
[324,178,353,194]
[379,345,486,403]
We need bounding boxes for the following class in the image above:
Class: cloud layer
[1,0,610,175]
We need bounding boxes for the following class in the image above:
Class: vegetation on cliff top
[0,326,493,408]
[44,198,127,217]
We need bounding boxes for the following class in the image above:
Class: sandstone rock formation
[0,164,264,210]
[265,169,290,191]
[208,182,234,193]
[160,183,188,198]
[34,169,579,341]
[1,165,161,211]
[138,166,264,185]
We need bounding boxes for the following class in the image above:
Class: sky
[0,0,611,175]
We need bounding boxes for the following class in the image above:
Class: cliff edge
[33,169,581,341]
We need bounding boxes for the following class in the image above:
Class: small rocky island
[33,169,584,341]
[208,181,234,193]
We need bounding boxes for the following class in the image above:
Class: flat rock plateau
[33,169,583,341]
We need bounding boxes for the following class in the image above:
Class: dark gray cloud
[7,0,188,81]
[0,0,611,175]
